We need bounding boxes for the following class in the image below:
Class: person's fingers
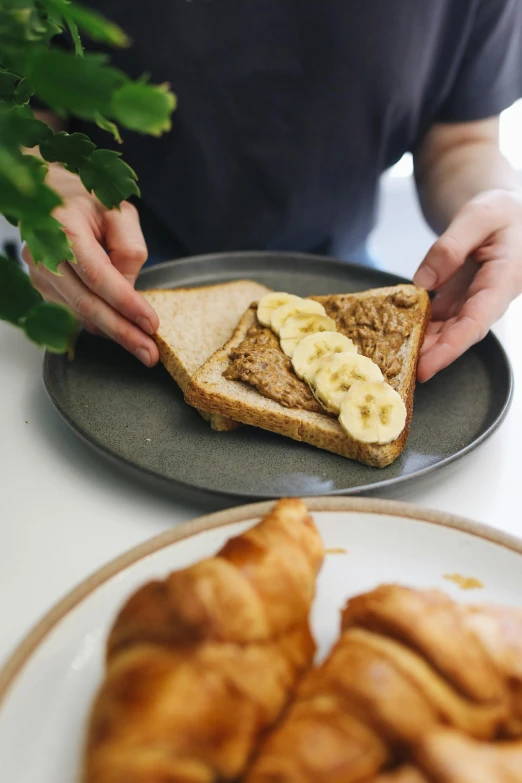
[429,258,479,321]
[28,258,110,338]
[47,263,159,366]
[420,319,457,356]
[60,210,158,334]
[24,210,158,336]
[417,266,513,382]
[23,214,158,363]
[104,201,149,285]
[414,192,513,291]
[417,317,485,382]
[27,261,63,302]
[419,332,440,356]
[426,320,445,335]
[81,321,105,337]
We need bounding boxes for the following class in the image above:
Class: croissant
[83,498,324,783]
[374,730,522,782]
[457,603,522,737]
[415,728,522,782]
[245,585,522,783]
[372,769,429,783]
[370,731,522,782]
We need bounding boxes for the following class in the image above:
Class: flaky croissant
[374,730,522,782]
[83,498,324,783]
[373,769,429,783]
[414,728,522,782]
[245,585,522,783]
[457,602,522,738]
[416,729,522,783]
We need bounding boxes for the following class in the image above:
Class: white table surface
[1,302,521,669]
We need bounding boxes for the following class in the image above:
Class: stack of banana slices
[257,292,407,445]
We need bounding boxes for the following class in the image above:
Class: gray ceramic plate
[43,251,513,505]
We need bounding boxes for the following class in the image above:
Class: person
[26,1,522,381]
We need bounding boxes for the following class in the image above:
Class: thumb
[104,201,148,285]
[413,194,509,291]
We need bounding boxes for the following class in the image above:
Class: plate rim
[2,495,522,709]
[42,252,514,503]
[136,250,407,289]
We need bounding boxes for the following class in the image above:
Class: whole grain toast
[141,280,270,432]
[184,285,430,467]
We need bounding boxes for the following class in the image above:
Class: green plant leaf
[14,76,33,104]
[1,0,36,8]
[20,215,75,273]
[0,69,18,102]
[24,301,77,352]
[3,213,19,227]
[94,111,121,143]
[79,149,139,209]
[66,16,84,56]
[40,130,96,167]
[1,103,53,147]
[111,80,176,136]
[26,49,127,119]
[0,148,61,223]
[0,2,63,74]
[38,6,65,44]
[21,152,48,182]
[64,2,130,48]
[0,252,42,325]
[0,174,60,224]
[0,145,38,191]
[0,44,29,77]
[0,6,48,43]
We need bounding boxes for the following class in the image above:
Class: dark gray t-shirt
[73,0,522,261]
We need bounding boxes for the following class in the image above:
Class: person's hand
[414,189,522,382]
[23,165,160,367]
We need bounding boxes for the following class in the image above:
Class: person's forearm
[414,134,520,235]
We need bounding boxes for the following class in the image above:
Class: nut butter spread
[322,290,420,385]
[224,291,420,411]
[224,324,323,413]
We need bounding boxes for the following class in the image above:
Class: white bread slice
[141,280,270,432]
[185,285,430,466]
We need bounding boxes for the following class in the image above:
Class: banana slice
[292,332,358,384]
[257,292,301,327]
[314,352,384,414]
[271,298,326,335]
[279,313,336,358]
[339,381,407,444]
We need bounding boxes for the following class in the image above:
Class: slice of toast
[185,285,430,466]
[141,280,270,432]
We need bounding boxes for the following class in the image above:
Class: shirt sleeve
[436,0,522,123]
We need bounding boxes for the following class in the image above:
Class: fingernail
[137,316,154,335]
[135,347,152,367]
[414,267,438,290]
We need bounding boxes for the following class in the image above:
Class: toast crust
[151,330,240,432]
[185,285,431,467]
[142,280,270,432]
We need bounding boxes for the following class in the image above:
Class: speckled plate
[43,251,513,505]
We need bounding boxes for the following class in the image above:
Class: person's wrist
[471,186,522,202]
[22,144,88,196]
[45,162,94,202]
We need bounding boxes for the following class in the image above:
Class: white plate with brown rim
[1,497,522,783]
